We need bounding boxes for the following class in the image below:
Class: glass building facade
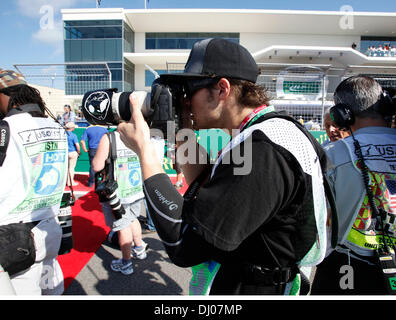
[64,19,133,95]
[146,32,239,49]
[63,20,241,94]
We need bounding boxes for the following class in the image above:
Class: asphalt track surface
[63,190,191,296]
[62,176,318,297]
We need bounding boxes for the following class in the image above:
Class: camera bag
[0,222,36,276]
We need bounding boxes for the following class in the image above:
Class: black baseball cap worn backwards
[162,38,259,83]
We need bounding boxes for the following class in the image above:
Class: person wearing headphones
[311,76,396,295]
[323,108,350,144]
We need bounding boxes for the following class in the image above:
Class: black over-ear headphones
[329,103,354,129]
[330,90,396,129]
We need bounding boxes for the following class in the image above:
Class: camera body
[81,77,184,137]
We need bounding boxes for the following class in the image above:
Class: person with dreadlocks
[0,68,68,295]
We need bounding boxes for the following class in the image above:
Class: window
[65,64,111,95]
[65,20,122,26]
[64,63,123,95]
[65,26,122,39]
[64,20,123,62]
[64,20,122,39]
[124,60,135,92]
[64,20,134,94]
[123,22,134,53]
[65,39,122,62]
[145,33,239,49]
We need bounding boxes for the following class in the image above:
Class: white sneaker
[131,241,148,260]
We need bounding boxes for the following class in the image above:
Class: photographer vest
[0,105,68,224]
[339,132,396,257]
[108,131,144,204]
[189,111,333,295]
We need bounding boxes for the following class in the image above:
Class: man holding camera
[0,69,68,294]
[118,39,328,294]
[311,76,396,295]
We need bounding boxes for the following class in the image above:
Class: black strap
[351,133,395,254]
[108,131,117,162]
[105,131,117,182]
[242,264,298,286]
[0,120,10,167]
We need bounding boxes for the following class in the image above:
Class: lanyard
[238,105,275,131]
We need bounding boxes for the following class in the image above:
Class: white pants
[68,151,79,185]
[10,217,64,295]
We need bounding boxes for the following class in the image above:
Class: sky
[0,0,395,79]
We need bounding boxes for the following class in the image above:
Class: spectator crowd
[365,44,396,57]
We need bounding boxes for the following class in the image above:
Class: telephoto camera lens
[81,77,185,138]
[81,89,152,126]
[96,178,125,221]
[105,183,125,220]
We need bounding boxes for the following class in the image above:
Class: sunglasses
[183,78,219,98]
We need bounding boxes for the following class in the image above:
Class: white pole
[145,64,159,79]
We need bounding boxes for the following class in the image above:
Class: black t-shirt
[144,116,319,294]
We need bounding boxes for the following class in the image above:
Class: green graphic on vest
[11,141,67,214]
[115,156,142,199]
[283,81,320,94]
[189,260,220,295]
